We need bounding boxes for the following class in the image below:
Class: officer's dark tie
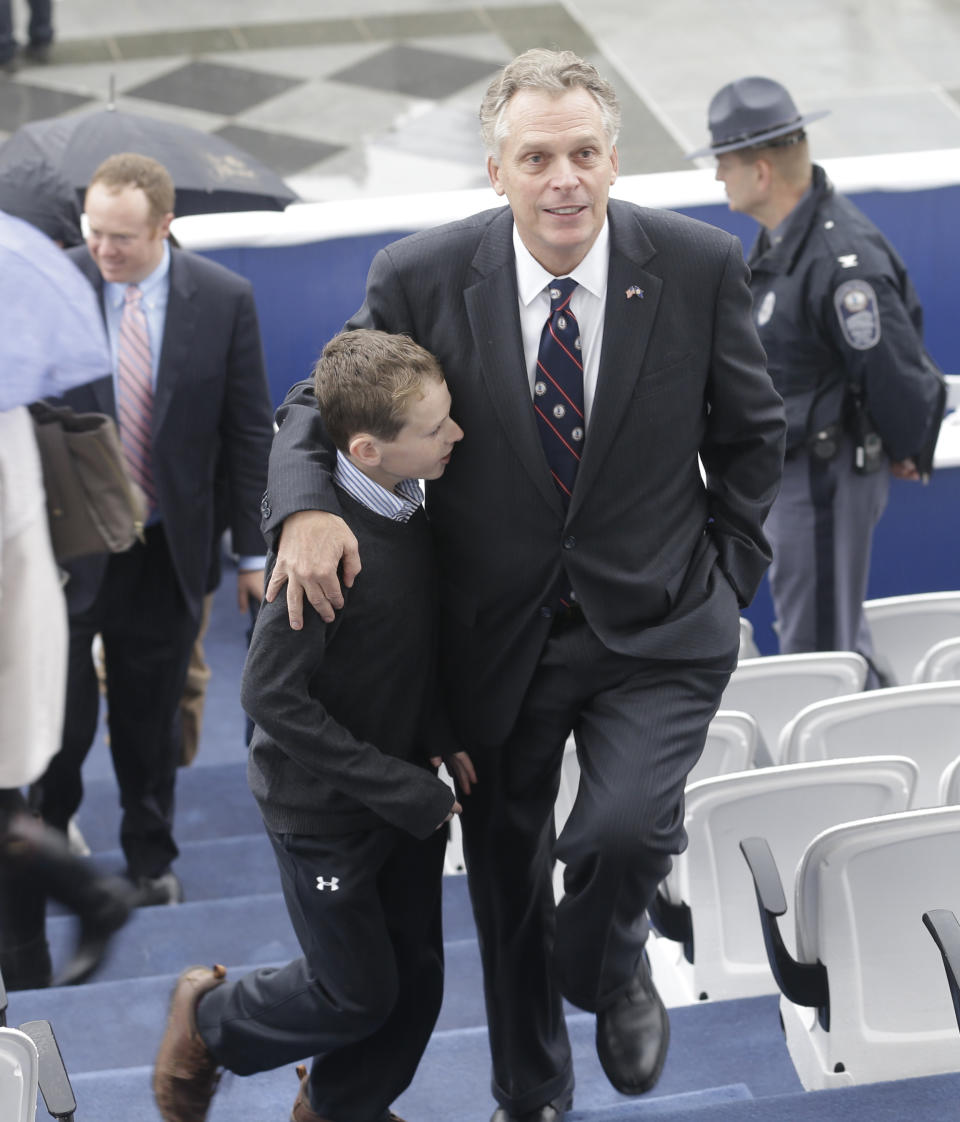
[534,277,584,508]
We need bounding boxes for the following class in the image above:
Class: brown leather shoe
[153,963,227,1121]
[290,1064,407,1122]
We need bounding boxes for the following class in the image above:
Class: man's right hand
[264,511,361,627]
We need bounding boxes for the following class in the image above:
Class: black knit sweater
[241,489,456,839]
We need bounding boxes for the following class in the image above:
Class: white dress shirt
[512,219,609,428]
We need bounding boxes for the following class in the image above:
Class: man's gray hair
[479,48,621,158]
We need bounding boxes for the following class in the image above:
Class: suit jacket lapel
[152,248,198,436]
[465,210,565,515]
[568,204,662,520]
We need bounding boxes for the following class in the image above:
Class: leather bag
[28,400,146,563]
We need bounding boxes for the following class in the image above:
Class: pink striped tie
[116,284,158,514]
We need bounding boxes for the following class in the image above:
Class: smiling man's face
[487,86,618,276]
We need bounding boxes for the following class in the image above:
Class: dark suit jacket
[263,201,786,746]
[60,245,275,621]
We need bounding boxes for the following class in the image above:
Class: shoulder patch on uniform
[756,290,775,326]
[834,279,881,350]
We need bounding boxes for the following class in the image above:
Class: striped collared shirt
[334,451,424,523]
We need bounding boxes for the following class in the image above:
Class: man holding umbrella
[32,153,275,909]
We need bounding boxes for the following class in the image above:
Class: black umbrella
[0,106,299,217]
[0,157,83,245]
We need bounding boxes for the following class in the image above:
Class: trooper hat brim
[686,107,829,160]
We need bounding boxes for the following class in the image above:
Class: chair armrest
[740,836,830,1028]
[19,1020,76,1120]
[923,909,960,1030]
[740,835,787,914]
[648,889,693,962]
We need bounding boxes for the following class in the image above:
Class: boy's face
[357,378,463,491]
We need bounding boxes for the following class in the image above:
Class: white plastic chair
[742,804,960,1089]
[0,1027,38,1122]
[738,617,760,660]
[914,636,960,684]
[552,737,582,900]
[938,755,960,805]
[651,756,916,1004]
[439,763,466,875]
[780,681,960,808]
[863,591,960,685]
[719,652,868,765]
[554,736,579,835]
[687,711,760,787]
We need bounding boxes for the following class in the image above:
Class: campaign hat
[686,76,829,158]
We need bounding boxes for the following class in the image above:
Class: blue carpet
[74,758,262,852]
[53,836,479,941]
[61,1019,761,1122]
[679,1073,960,1120]
[27,569,959,1122]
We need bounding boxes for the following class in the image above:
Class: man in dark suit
[261,51,785,1122]
[34,153,274,907]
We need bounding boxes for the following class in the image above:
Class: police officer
[688,76,944,672]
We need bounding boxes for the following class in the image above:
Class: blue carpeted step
[60,829,475,916]
[53,1004,798,1122]
[6,937,487,1073]
[46,871,477,976]
[10,989,799,1103]
[46,894,301,985]
[643,1072,960,1121]
[567,1089,754,1120]
[73,757,260,853]
[66,1064,755,1122]
[61,1055,960,1122]
[62,1067,960,1122]
[74,754,465,860]
[71,831,284,903]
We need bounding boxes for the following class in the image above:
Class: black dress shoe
[129,871,184,907]
[490,1101,568,1122]
[596,955,670,1095]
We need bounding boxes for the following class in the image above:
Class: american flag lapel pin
[626,285,644,299]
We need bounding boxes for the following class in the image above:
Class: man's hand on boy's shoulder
[265,510,361,626]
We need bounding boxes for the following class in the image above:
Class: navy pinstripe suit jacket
[265,200,786,746]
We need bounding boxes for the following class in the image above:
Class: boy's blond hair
[313,329,445,452]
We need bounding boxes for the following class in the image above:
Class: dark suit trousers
[36,525,198,878]
[460,617,737,1113]
[197,824,446,1122]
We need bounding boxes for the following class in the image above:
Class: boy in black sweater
[153,330,472,1122]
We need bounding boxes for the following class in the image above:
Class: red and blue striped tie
[534,277,584,509]
[116,284,158,515]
